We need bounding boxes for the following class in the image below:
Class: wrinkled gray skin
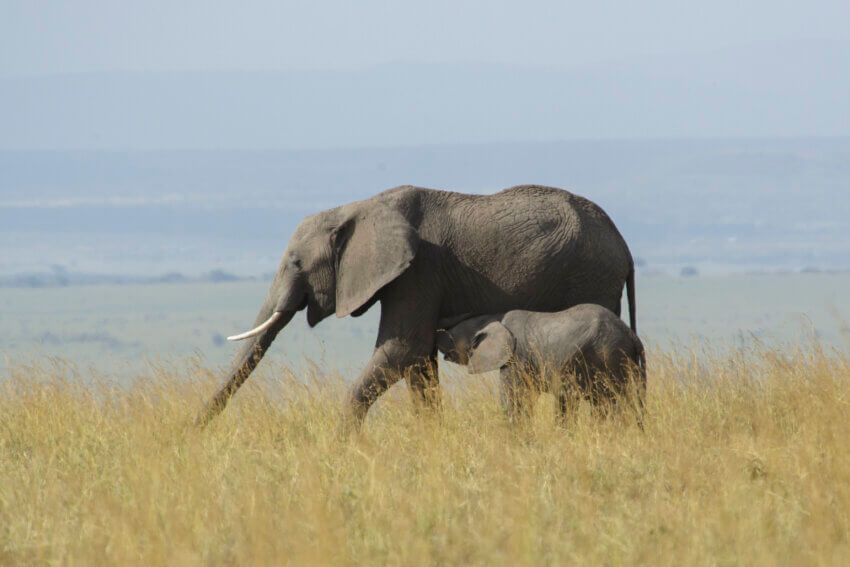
[435,304,646,421]
[198,185,636,429]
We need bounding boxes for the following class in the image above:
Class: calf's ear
[468,322,516,374]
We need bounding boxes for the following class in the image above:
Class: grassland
[3,273,849,380]
[1,342,848,565]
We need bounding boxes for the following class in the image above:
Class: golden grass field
[1,343,849,565]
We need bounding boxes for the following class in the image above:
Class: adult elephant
[197,185,636,428]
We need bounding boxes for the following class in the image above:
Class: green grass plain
[2,273,848,379]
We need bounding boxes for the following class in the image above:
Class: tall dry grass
[1,343,849,565]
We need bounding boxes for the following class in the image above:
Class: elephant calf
[436,304,646,422]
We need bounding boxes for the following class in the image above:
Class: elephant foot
[407,378,442,416]
[338,370,396,434]
[405,352,442,415]
[335,411,362,439]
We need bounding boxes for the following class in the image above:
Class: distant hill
[1,138,849,277]
[2,40,849,149]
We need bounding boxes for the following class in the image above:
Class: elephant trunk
[196,260,308,426]
[196,304,296,427]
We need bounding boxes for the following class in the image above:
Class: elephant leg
[341,284,440,430]
[343,341,438,429]
[559,365,590,419]
[406,346,441,412]
[617,359,646,429]
[342,340,409,429]
[588,367,622,420]
[499,368,516,420]
[558,374,581,418]
[500,367,531,422]
[627,372,646,430]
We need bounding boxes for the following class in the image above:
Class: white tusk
[227,311,283,341]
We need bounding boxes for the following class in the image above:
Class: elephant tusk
[227,311,283,341]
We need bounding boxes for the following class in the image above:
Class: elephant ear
[468,321,516,374]
[333,202,419,318]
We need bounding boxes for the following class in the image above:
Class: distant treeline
[3,265,846,289]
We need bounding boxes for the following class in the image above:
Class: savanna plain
[2,274,850,564]
[1,343,849,565]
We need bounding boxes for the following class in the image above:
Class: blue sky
[2,2,849,147]
[2,1,849,75]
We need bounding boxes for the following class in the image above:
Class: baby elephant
[436,304,646,422]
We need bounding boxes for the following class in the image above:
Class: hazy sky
[2,0,849,75]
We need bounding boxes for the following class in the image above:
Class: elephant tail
[626,267,637,334]
[634,345,647,429]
